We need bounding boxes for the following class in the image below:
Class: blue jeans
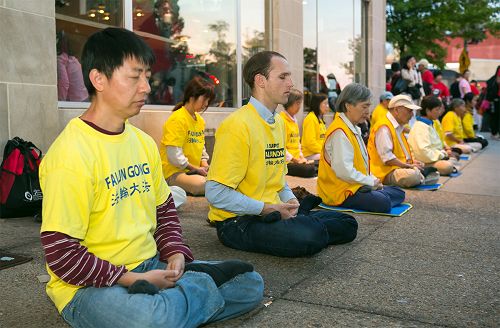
[61,256,264,328]
[341,186,405,213]
[216,210,357,257]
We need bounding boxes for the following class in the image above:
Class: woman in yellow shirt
[463,92,488,149]
[441,98,481,154]
[280,88,316,177]
[160,76,215,195]
[301,93,329,160]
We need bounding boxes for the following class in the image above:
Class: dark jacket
[486,66,500,102]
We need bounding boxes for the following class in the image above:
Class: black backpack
[0,137,43,218]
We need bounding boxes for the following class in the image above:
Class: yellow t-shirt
[301,111,326,157]
[462,111,475,139]
[318,115,367,206]
[442,111,465,146]
[160,107,205,179]
[279,111,301,160]
[370,103,388,127]
[40,118,170,313]
[207,104,287,222]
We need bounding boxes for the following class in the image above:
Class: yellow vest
[160,107,205,179]
[370,103,388,127]
[280,111,301,160]
[442,111,465,146]
[208,104,286,222]
[367,114,412,181]
[301,111,326,157]
[318,114,367,206]
[462,111,475,139]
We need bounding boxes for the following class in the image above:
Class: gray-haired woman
[317,83,405,213]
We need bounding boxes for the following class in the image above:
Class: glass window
[56,0,123,102]
[303,0,364,109]
[55,0,270,109]
[317,0,363,89]
[241,0,268,104]
[303,0,319,109]
[133,0,237,107]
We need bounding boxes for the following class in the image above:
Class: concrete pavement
[1,139,499,327]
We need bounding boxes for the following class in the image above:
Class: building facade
[0,0,386,155]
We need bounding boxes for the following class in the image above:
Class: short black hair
[243,51,286,90]
[463,92,475,104]
[433,70,442,78]
[82,28,155,97]
[420,95,442,116]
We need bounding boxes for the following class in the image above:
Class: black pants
[490,100,500,136]
[464,137,488,149]
[286,162,316,178]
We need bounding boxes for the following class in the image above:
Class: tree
[387,0,500,67]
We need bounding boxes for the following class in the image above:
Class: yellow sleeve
[40,164,93,239]
[150,144,170,206]
[161,114,187,148]
[207,118,249,189]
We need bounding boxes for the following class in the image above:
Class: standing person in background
[463,92,488,149]
[390,62,402,94]
[367,95,425,188]
[160,76,214,196]
[432,70,451,105]
[40,27,263,328]
[442,98,481,153]
[206,51,358,257]
[318,83,405,213]
[417,59,433,96]
[370,91,393,127]
[400,55,422,104]
[302,93,329,161]
[408,96,457,176]
[280,88,316,178]
[458,70,472,99]
[486,65,500,140]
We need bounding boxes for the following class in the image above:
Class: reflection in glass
[241,0,268,103]
[55,0,123,101]
[303,0,364,109]
[134,0,237,107]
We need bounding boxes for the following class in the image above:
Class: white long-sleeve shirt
[324,113,376,187]
[408,117,447,163]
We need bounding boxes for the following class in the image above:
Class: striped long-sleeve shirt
[40,193,193,288]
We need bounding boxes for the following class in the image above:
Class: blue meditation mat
[318,202,413,217]
[408,183,442,191]
[460,154,471,160]
[449,171,462,178]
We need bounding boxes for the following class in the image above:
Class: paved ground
[1,138,499,328]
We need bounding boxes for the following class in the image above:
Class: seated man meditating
[206,51,358,257]
[367,95,428,188]
[40,28,263,328]
[318,83,405,213]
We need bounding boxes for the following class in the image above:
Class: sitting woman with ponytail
[160,76,215,196]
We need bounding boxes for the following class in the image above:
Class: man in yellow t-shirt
[206,51,358,257]
[40,28,263,327]
[370,91,393,126]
